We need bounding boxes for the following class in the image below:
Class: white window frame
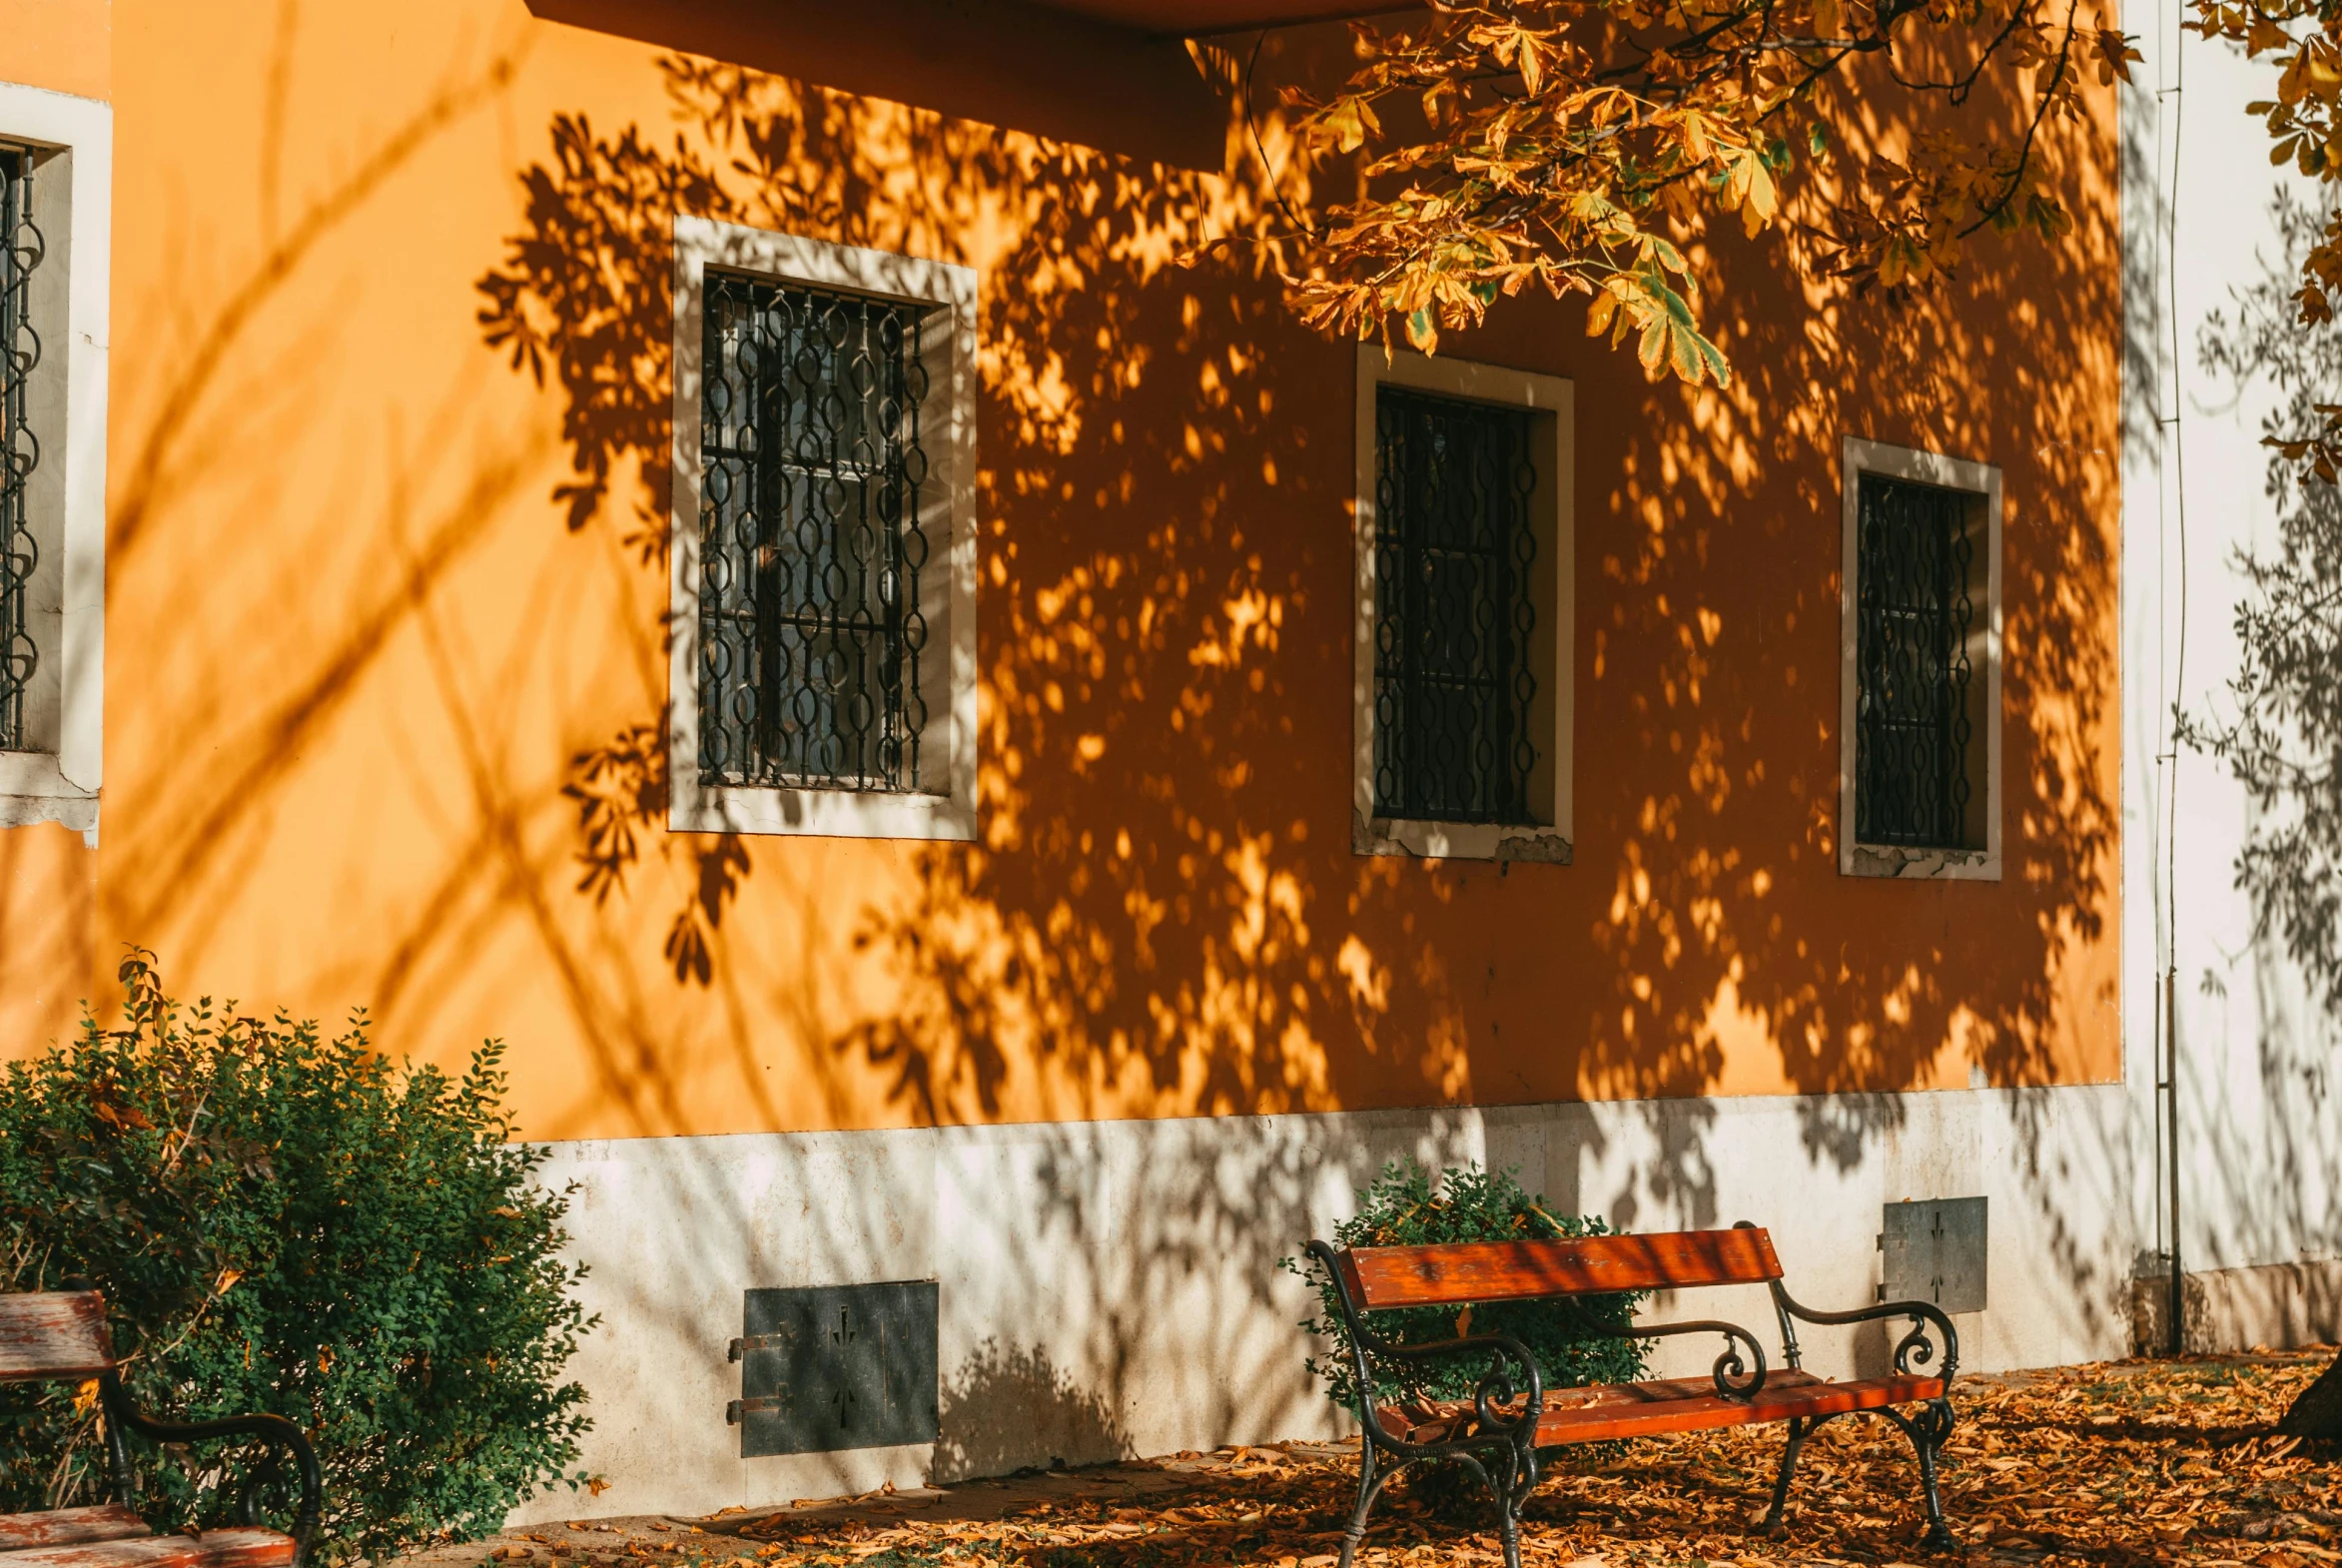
[1838,435,2002,881]
[1352,346,1574,863]
[668,217,978,842]
[0,82,107,839]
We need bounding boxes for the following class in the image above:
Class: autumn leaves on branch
[1248,0,2138,388]
[2197,0,2342,475]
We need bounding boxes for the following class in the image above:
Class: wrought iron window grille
[698,273,931,794]
[1853,472,1977,850]
[0,148,41,754]
[1371,386,1540,825]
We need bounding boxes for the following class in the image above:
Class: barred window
[0,93,110,834]
[0,148,40,754]
[698,275,930,794]
[1371,386,1540,825]
[1853,472,1978,850]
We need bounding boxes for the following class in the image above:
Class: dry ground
[408,1350,2342,1568]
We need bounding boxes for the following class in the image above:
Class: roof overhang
[1032,0,1406,34]
[527,0,1400,168]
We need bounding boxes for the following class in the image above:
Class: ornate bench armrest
[1303,1240,1548,1451]
[1544,1287,1770,1402]
[1609,1315,1770,1401]
[1362,1330,1548,1450]
[1771,1287,1960,1383]
[99,1371,324,1568]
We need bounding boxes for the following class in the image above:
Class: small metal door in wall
[726,1281,940,1457]
[1879,1197,1987,1313]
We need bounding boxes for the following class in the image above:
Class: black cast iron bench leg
[1336,1442,1407,1568]
[1496,1452,1529,1568]
[1762,1414,1819,1532]
[1883,1399,1959,1552]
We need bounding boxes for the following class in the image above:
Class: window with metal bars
[698,274,930,793]
[0,148,41,754]
[1853,472,1977,849]
[1371,386,1540,825]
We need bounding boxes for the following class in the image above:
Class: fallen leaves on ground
[489,1352,2342,1568]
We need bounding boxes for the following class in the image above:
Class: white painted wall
[512,1086,2130,1522]
[2121,0,2342,1341]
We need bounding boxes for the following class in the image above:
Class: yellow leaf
[71,1379,99,1418]
[1682,112,1712,164]
[1586,290,1621,337]
[2282,51,2311,103]
[215,1268,243,1295]
[1880,242,1908,290]
[1740,158,1779,237]
[1517,32,1544,96]
[1321,97,1379,154]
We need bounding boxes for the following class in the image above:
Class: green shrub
[1283,1160,1648,1410]
[0,952,595,1563]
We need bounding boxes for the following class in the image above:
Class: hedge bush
[0,953,595,1563]
[1284,1161,1648,1410]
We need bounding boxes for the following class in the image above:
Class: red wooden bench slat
[1534,1373,1946,1445]
[0,1295,115,1383]
[1373,1370,1946,1448]
[1544,1368,1830,1409]
[0,1529,296,1568]
[1339,1227,1784,1309]
[0,1509,150,1552]
[1373,1369,1833,1441]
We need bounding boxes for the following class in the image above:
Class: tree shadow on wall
[471,45,1426,1133]
[473,16,2129,1360]
[933,1338,1129,1481]
[1518,31,2125,1308]
[99,30,542,968]
[469,47,1446,1474]
[2184,187,2342,1294]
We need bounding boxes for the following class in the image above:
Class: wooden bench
[0,1288,321,1568]
[1306,1221,1958,1568]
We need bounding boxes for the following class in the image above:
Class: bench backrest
[1335,1227,1783,1310]
[0,1292,115,1383]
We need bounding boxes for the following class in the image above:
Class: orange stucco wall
[0,0,109,102]
[0,0,106,1056]
[2,0,2120,1141]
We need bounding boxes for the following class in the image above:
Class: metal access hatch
[1879,1196,1988,1313]
[726,1281,940,1457]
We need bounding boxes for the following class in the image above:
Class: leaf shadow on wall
[2182,185,2342,1329]
[469,12,2131,1423]
[467,41,1515,1474]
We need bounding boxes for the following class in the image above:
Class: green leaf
[1638,316,1669,370]
[0,953,596,1565]
[1695,331,1733,387]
